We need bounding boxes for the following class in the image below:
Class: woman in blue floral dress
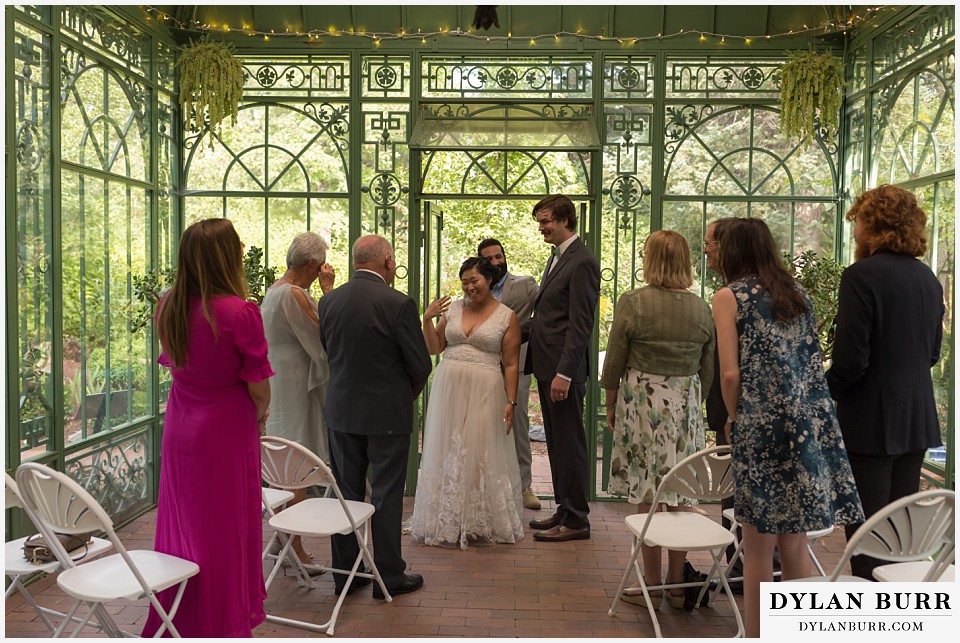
[712,218,862,638]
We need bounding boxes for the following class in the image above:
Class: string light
[143,5,889,46]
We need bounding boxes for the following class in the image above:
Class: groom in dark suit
[319,235,432,598]
[524,195,600,542]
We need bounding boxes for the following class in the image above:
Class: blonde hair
[643,230,693,289]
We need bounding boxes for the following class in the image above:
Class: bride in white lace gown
[409,257,525,549]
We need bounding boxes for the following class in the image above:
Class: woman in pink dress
[142,218,274,637]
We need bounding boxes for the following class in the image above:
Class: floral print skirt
[609,369,705,505]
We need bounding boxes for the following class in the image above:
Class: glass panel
[411,103,599,150]
[844,97,866,199]
[185,103,350,195]
[60,44,151,181]
[872,5,954,81]
[666,56,784,99]
[664,105,837,198]
[874,54,955,185]
[64,427,153,525]
[308,198,350,300]
[849,43,868,95]
[421,55,593,99]
[915,181,954,446]
[60,172,151,443]
[14,20,56,460]
[14,5,50,23]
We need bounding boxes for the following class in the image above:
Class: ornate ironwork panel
[183,100,351,278]
[602,56,655,100]
[64,427,153,526]
[843,97,867,200]
[872,5,955,81]
[663,103,839,293]
[16,4,50,23]
[361,54,411,98]
[666,56,784,99]
[421,55,593,99]
[156,40,176,94]
[240,56,349,98]
[60,43,152,181]
[360,103,412,290]
[849,44,868,95]
[14,19,56,460]
[60,6,148,78]
[873,52,955,185]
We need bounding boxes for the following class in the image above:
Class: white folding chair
[261,486,295,562]
[5,472,114,634]
[608,445,744,638]
[791,488,955,583]
[260,436,390,636]
[15,463,200,638]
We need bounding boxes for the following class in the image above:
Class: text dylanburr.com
[761,582,955,638]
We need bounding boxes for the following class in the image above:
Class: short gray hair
[352,235,392,267]
[286,232,328,269]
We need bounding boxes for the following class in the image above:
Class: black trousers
[537,379,590,530]
[328,430,410,590]
[844,449,926,580]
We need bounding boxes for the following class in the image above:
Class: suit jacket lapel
[535,238,581,306]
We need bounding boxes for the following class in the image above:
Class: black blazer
[319,271,432,436]
[826,250,944,455]
[524,236,600,383]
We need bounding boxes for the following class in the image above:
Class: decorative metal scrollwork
[256,65,279,87]
[664,105,714,153]
[65,433,150,521]
[16,122,45,171]
[365,173,403,207]
[608,176,646,209]
[423,56,592,98]
[375,66,398,88]
[60,6,145,72]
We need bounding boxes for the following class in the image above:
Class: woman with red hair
[827,185,945,580]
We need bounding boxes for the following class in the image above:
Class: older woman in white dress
[261,231,335,566]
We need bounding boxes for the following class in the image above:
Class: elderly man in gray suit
[478,237,541,511]
[524,195,600,542]
[319,235,432,598]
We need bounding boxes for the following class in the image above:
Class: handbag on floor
[681,560,710,611]
[22,532,94,565]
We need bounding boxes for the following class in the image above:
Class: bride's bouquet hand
[424,295,451,319]
[502,404,514,433]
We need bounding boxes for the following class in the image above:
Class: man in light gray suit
[524,195,600,542]
[478,238,541,511]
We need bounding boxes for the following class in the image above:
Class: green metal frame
[6,6,955,539]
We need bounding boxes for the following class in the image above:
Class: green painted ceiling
[142,5,865,46]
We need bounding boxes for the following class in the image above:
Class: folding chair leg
[7,576,58,633]
[608,536,664,637]
[807,542,826,576]
[708,551,745,639]
[146,580,189,638]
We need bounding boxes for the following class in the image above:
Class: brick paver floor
[5,496,853,638]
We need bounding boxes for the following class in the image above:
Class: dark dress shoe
[373,573,424,600]
[532,525,590,542]
[334,575,372,596]
[529,513,563,530]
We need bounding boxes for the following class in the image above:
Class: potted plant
[778,50,844,147]
[179,37,244,148]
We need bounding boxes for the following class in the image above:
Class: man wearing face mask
[478,238,541,511]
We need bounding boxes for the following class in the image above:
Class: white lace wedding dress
[408,299,524,549]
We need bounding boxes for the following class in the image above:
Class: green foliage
[779,50,844,147]
[129,246,276,333]
[179,38,243,149]
[243,246,278,305]
[785,250,844,359]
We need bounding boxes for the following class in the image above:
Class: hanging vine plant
[778,50,844,148]
[178,37,244,148]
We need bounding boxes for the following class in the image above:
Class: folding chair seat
[260,436,390,636]
[5,472,113,634]
[15,463,200,638]
[608,445,744,638]
[873,544,955,582]
[791,488,955,583]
